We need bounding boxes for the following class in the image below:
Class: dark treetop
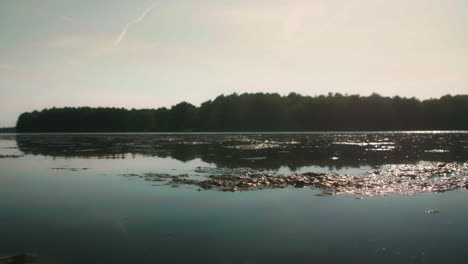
[16,93,468,132]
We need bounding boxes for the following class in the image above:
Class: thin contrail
[114,3,156,47]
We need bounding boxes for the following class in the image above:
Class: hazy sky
[1,0,467,126]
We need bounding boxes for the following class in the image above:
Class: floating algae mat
[0,254,37,264]
[124,162,468,197]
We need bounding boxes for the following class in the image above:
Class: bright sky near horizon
[0,0,467,126]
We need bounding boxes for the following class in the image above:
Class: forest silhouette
[0,127,15,133]
[16,92,468,132]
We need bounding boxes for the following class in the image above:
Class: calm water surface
[1,132,467,264]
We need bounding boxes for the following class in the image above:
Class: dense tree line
[0,127,16,133]
[16,93,468,132]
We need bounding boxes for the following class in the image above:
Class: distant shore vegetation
[16,93,468,132]
[0,127,16,133]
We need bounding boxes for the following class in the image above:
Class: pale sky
[1,0,467,126]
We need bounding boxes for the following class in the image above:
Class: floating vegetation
[425,149,450,153]
[51,167,90,171]
[332,141,395,146]
[129,162,468,198]
[224,140,300,150]
[241,157,268,161]
[193,167,255,175]
[13,133,468,171]
[0,155,23,158]
[367,145,396,151]
[0,254,37,264]
[121,173,190,182]
[224,143,281,150]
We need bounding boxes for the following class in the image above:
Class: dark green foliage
[15,93,468,132]
[0,127,16,133]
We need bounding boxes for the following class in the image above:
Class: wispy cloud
[114,3,157,47]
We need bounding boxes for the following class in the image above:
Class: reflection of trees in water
[15,134,468,170]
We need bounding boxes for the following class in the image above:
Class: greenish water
[1,133,467,264]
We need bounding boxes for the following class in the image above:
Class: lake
[1,132,467,264]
